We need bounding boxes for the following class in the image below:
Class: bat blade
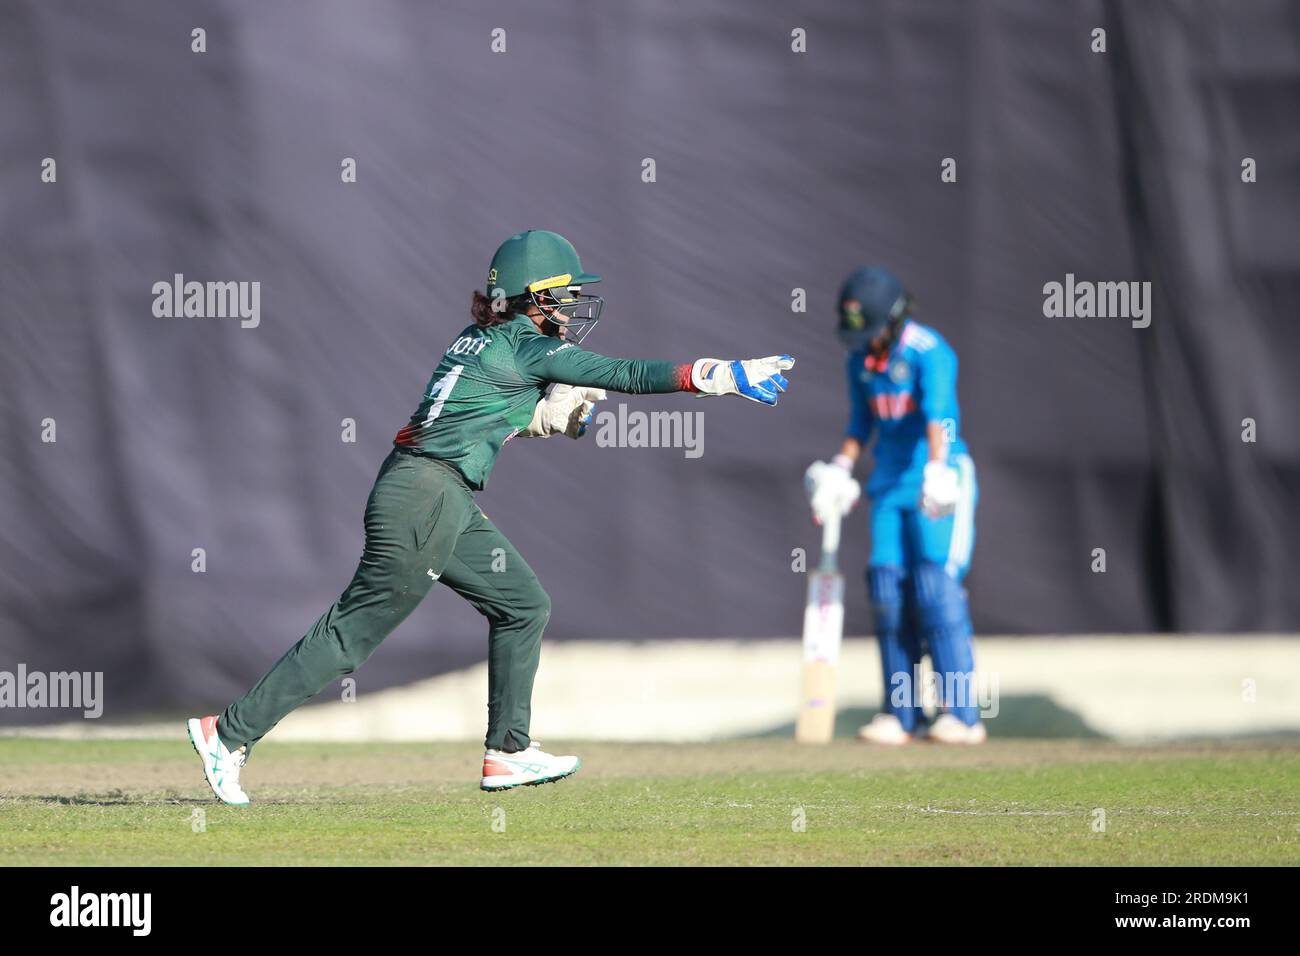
[795,569,845,744]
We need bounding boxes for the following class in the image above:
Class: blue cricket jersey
[845,320,969,498]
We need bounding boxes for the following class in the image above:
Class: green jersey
[394,313,691,489]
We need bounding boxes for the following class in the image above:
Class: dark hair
[471,289,530,328]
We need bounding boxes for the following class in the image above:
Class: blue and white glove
[521,385,605,439]
[691,355,795,405]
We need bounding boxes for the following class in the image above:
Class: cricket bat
[795,508,846,744]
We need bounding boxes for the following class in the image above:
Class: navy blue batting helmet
[836,267,912,351]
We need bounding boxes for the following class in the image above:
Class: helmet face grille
[531,287,603,345]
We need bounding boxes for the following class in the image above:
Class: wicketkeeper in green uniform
[189,230,796,803]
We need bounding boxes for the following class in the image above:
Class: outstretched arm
[517,338,794,405]
[516,338,695,394]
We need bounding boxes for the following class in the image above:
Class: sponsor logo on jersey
[870,392,917,420]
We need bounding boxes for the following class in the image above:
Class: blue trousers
[868,454,978,729]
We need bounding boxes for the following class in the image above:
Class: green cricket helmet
[486,230,603,344]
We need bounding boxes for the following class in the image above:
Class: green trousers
[219,449,550,754]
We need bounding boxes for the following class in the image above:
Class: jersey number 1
[422,365,465,425]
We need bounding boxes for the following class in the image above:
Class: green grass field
[2,738,1298,865]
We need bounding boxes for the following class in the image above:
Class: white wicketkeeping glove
[519,384,606,439]
[804,458,861,526]
[920,460,960,518]
[690,355,794,405]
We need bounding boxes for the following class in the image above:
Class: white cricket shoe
[857,713,920,746]
[187,715,251,806]
[928,713,987,745]
[480,742,581,791]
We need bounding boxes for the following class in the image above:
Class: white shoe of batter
[928,713,987,744]
[857,713,919,745]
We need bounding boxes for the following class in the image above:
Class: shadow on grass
[750,694,1108,740]
[19,793,216,807]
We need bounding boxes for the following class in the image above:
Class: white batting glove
[520,385,606,439]
[920,460,960,518]
[804,457,860,526]
[691,355,794,405]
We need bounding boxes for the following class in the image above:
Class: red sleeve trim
[675,363,698,392]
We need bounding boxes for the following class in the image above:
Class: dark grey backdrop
[2,1,1297,721]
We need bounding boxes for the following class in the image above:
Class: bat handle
[820,510,842,570]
